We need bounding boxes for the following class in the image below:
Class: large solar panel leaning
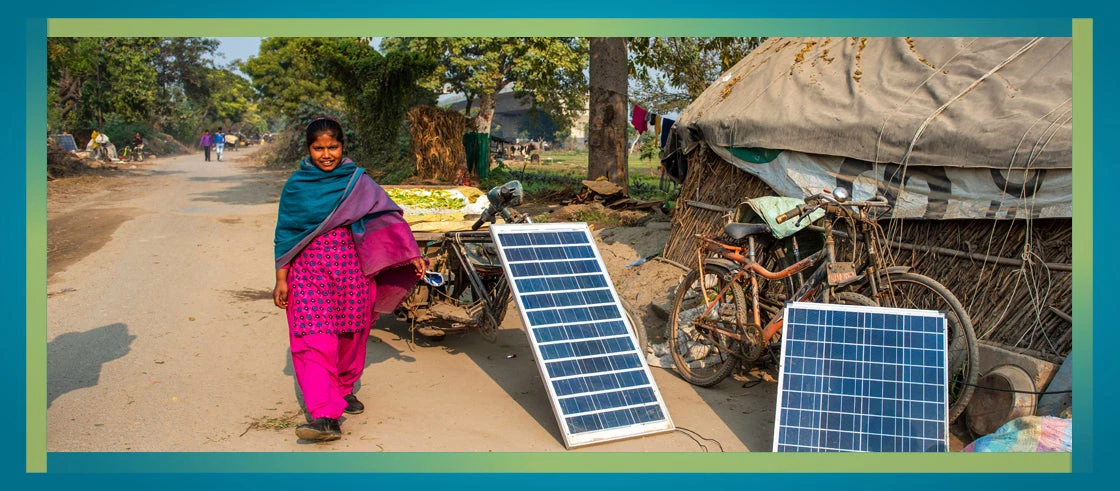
[490,222,674,448]
[773,302,949,452]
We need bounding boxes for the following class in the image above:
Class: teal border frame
[29,18,1086,476]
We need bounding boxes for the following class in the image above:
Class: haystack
[407,105,470,182]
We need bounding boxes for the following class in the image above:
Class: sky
[211,37,262,66]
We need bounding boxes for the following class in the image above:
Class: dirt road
[46,150,777,452]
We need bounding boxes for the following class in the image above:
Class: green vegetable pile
[386,189,467,210]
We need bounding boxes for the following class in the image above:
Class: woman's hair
[305,117,345,149]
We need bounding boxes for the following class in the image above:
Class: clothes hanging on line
[631,105,649,134]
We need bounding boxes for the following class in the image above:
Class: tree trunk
[587,37,628,194]
[475,91,497,134]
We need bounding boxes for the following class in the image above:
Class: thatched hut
[661,37,1073,361]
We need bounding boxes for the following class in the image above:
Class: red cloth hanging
[631,105,649,134]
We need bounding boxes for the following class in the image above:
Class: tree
[628,37,764,113]
[240,38,348,123]
[46,36,239,145]
[587,38,629,193]
[47,37,160,131]
[242,38,435,164]
[382,37,589,136]
[207,67,257,124]
[316,38,437,162]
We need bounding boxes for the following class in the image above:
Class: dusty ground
[45,148,780,452]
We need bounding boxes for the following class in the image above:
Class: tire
[476,275,510,343]
[871,272,979,423]
[833,291,879,307]
[667,263,746,387]
[620,297,648,357]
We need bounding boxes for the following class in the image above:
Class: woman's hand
[410,257,427,278]
[274,268,290,309]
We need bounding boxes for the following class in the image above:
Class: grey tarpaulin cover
[664,37,1072,219]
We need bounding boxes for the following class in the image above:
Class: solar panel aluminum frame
[772,302,950,452]
[490,222,674,448]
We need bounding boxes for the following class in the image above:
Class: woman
[273,117,424,442]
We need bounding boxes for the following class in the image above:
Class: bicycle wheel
[478,274,510,343]
[874,272,979,423]
[620,297,649,357]
[834,291,879,307]
[667,263,746,387]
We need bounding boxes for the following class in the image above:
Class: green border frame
[32,18,1087,474]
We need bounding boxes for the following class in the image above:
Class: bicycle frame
[689,211,852,354]
[400,230,511,336]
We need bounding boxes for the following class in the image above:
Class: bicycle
[782,190,980,422]
[119,143,144,162]
[668,189,978,422]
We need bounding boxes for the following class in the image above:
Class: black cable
[740,378,764,389]
[675,426,724,453]
[953,378,1071,396]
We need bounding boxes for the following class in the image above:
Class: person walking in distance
[214,127,226,161]
[272,117,425,442]
[200,130,212,162]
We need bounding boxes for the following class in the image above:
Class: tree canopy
[242,38,436,164]
[47,36,261,145]
[627,37,764,113]
[382,37,589,138]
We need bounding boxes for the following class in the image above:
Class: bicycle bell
[832,187,850,202]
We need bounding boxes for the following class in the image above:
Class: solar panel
[55,134,78,152]
[773,302,949,452]
[490,222,674,448]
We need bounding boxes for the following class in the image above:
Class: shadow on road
[677,371,780,451]
[190,170,288,206]
[47,323,136,407]
[459,325,567,446]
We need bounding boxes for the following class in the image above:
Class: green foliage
[628,37,764,113]
[480,166,582,199]
[244,38,434,174]
[637,132,660,161]
[385,189,467,210]
[629,174,678,203]
[208,68,256,124]
[101,114,148,145]
[383,37,588,136]
[47,37,160,131]
[570,207,623,226]
[46,36,265,152]
[318,40,437,164]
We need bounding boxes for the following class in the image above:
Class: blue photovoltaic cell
[774,302,949,452]
[490,223,673,447]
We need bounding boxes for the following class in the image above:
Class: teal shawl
[273,157,363,263]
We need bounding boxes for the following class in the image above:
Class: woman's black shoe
[296,417,341,441]
[343,394,365,414]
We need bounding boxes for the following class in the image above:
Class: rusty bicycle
[668,189,979,422]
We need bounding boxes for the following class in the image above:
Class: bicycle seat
[463,243,503,268]
[724,223,772,240]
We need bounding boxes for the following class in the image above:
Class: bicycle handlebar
[775,192,891,224]
[775,205,803,224]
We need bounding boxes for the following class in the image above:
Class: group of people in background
[199,128,227,162]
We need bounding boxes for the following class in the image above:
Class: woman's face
[308,133,344,172]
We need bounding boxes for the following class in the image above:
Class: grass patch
[570,207,627,227]
[240,410,305,436]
